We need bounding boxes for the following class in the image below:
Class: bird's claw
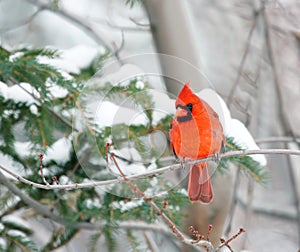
[212,152,220,163]
[180,157,188,169]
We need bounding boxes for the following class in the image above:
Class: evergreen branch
[89,231,103,252]
[0,171,201,251]
[0,148,299,190]
[4,70,75,131]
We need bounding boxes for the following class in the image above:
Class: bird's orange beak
[176,107,188,117]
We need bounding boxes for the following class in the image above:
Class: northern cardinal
[170,83,225,203]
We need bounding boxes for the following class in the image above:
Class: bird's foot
[212,152,220,163]
[180,157,188,169]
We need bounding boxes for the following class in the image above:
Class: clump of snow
[44,137,72,165]
[198,88,267,166]
[228,119,267,166]
[93,100,148,128]
[29,104,39,115]
[2,215,30,230]
[0,223,4,232]
[3,109,20,119]
[111,199,144,213]
[109,158,146,176]
[85,198,102,209]
[14,141,32,158]
[38,45,103,74]
[9,52,24,62]
[48,85,69,99]
[58,175,69,185]
[0,82,38,106]
[7,230,28,239]
[135,80,145,89]
[147,161,157,171]
[0,237,6,250]
[0,82,8,99]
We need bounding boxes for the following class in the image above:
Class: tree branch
[1,148,300,191]
[227,7,260,107]
[256,136,300,144]
[23,0,116,56]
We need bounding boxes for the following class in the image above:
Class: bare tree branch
[256,136,300,144]
[1,148,300,191]
[89,16,150,32]
[227,8,260,107]
[23,0,119,57]
[0,6,42,33]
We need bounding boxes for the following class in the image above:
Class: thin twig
[23,0,115,55]
[225,168,241,236]
[217,228,245,252]
[256,136,300,144]
[227,9,260,107]
[129,17,150,27]
[1,148,300,190]
[38,154,49,185]
[89,17,150,32]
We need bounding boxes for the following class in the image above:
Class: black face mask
[176,103,193,122]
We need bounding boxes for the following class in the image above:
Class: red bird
[170,83,225,203]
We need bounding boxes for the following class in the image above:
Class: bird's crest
[176,82,199,106]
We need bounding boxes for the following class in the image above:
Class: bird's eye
[186,103,193,112]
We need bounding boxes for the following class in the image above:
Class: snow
[198,88,267,166]
[109,157,147,176]
[111,199,144,213]
[0,238,6,250]
[9,52,24,62]
[14,141,32,158]
[58,175,70,185]
[0,223,4,232]
[38,45,103,74]
[0,82,38,105]
[93,100,148,128]
[98,63,145,87]
[48,85,69,99]
[135,80,145,89]
[2,215,30,230]
[29,104,39,115]
[228,119,267,166]
[44,137,72,165]
[86,198,102,209]
[7,229,27,238]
